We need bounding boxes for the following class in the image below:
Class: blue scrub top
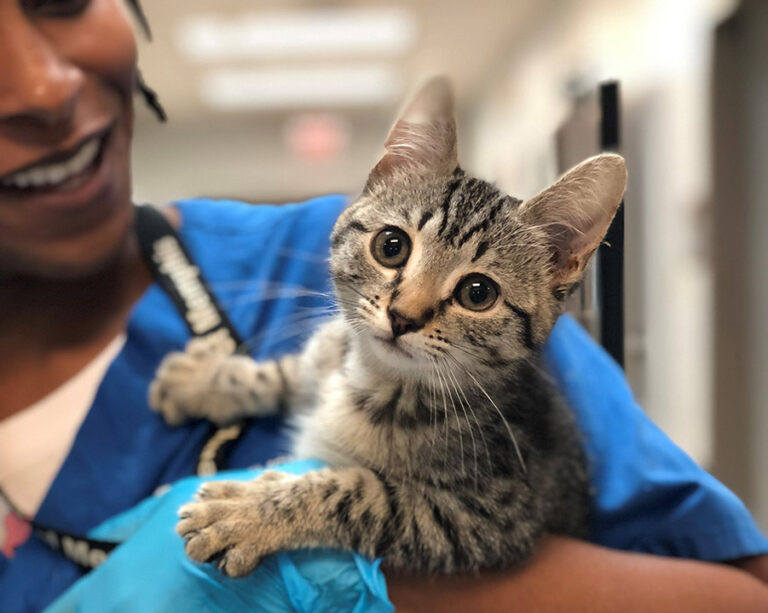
[1,196,766,612]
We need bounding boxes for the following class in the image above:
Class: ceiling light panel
[199,64,403,111]
[177,7,418,61]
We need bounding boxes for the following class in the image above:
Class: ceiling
[130,0,562,203]
[134,0,559,124]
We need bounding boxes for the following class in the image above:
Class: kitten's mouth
[372,335,413,359]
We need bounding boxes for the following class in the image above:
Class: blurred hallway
[131,0,767,529]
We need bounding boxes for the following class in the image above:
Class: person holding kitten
[0,0,766,611]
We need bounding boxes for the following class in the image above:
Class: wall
[465,0,736,467]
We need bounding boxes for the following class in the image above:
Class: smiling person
[1,1,767,612]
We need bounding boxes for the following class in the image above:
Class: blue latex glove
[45,459,393,613]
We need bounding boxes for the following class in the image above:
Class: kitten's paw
[148,330,243,426]
[177,476,292,577]
[177,499,265,577]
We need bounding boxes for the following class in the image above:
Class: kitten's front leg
[149,330,300,426]
[177,467,390,577]
[177,467,540,577]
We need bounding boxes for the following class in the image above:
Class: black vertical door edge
[598,81,625,368]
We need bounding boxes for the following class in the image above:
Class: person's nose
[0,12,84,128]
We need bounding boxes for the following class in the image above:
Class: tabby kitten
[150,77,627,578]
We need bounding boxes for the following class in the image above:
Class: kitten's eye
[455,274,499,312]
[371,227,411,268]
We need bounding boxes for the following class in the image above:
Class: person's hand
[46,459,393,613]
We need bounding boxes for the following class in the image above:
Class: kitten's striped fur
[150,78,627,577]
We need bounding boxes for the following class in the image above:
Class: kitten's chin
[361,333,429,377]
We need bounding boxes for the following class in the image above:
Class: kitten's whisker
[429,356,452,473]
[340,284,374,304]
[433,359,464,477]
[442,359,480,491]
[354,310,381,331]
[446,354,527,475]
[274,246,334,263]
[426,361,439,453]
[239,309,331,346]
[223,293,325,309]
[427,358,447,475]
[463,396,492,482]
[334,299,362,313]
[210,278,330,293]
[444,357,491,490]
[236,311,334,355]
[428,358,448,453]
[294,303,341,312]
[337,305,363,318]
[442,340,488,363]
[290,305,344,320]
[217,282,333,307]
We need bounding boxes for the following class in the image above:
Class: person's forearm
[733,554,768,584]
[386,536,768,613]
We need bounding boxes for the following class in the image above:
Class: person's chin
[3,203,135,280]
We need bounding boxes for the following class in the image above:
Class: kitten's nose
[388,308,421,338]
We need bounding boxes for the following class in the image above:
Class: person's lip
[0,122,115,212]
[0,122,113,180]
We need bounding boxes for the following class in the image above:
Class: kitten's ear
[519,154,627,286]
[366,77,458,188]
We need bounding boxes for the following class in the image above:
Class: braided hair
[126,0,167,122]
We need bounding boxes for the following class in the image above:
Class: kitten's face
[330,77,626,381]
[331,173,554,378]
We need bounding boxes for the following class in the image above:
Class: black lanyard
[135,204,248,477]
[135,204,242,343]
[0,489,120,570]
[5,204,249,571]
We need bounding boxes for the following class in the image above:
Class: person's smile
[0,0,139,277]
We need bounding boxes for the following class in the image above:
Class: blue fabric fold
[544,314,768,561]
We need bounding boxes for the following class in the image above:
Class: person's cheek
[45,0,138,97]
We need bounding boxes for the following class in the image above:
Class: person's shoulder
[161,195,349,296]
[170,195,348,238]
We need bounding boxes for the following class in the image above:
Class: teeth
[1,138,101,190]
